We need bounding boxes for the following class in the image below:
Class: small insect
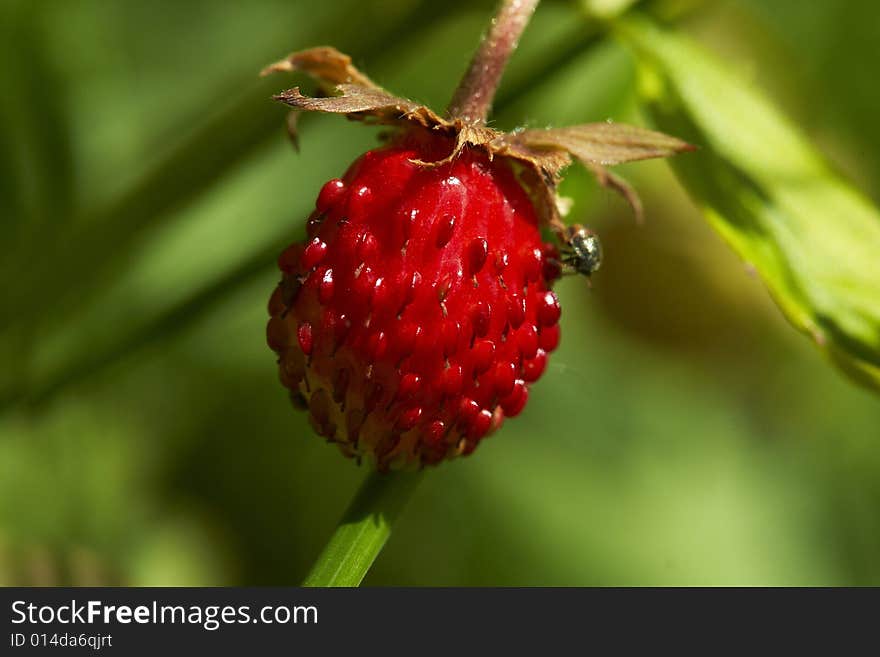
[560,224,603,278]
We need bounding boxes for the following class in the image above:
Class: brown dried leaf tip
[262,47,694,241]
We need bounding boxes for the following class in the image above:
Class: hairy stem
[303,469,425,586]
[446,0,540,124]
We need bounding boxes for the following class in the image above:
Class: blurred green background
[1,0,879,586]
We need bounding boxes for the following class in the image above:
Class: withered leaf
[583,161,645,222]
[497,131,646,222]
[274,85,444,128]
[261,46,377,89]
[285,111,301,152]
[491,133,573,176]
[517,122,695,166]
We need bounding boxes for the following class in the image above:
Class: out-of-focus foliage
[617,16,880,390]
[1,0,879,586]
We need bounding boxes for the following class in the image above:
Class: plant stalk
[303,469,425,586]
[446,0,540,124]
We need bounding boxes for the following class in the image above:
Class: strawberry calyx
[261,47,694,240]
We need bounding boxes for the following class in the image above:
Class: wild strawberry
[261,42,690,470]
[268,132,562,469]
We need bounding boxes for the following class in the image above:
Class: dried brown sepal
[261,46,377,89]
[515,123,695,166]
[410,123,499,167]
[285,111,301,152]
[515,163,569,236]
[583,161,645,224]
[497,124,693,223]
[274,85,444,129]
[262,47,694,230]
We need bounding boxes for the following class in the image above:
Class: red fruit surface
[267,132,561,469]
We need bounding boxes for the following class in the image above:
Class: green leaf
[0,2,74,231]
[616,16,880,391]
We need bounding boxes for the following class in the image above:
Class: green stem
[446,0,540,124]
[302,469,425,587]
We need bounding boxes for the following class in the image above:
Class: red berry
[267,133,562,469]
[522,349,547,383]
[537,290,561,327]
[316,178,346,213]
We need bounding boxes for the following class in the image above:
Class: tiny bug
[560,224,603,278]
